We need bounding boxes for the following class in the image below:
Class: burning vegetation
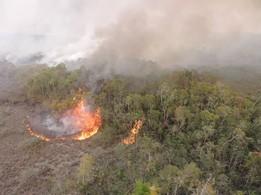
[22,64,261,195]
[122,119,143,145]
[26,98,102,141]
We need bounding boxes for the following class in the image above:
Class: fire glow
[122,119,143,145]
[27,99,102,141]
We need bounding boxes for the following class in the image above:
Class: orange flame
[122,119,143,145]
[27,99,102,141]
[66,100,102,141]
[26,123,51,142]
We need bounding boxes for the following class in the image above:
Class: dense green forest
[26,65,261,195]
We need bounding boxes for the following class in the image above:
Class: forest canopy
[26,65,261,195]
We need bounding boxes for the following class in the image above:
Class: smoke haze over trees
[1,0,261,69]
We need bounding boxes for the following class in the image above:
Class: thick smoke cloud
[90,0,261,70]
[0,0,138,64]
[1,0,261,68]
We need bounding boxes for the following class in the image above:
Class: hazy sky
[1,0,261,66]
[0,0,138,63]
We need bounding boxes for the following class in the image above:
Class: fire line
[26,99,102,141]
[122,119,143,145]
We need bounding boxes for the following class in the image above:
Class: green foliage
[26,66,260,194]
[78,154,95,184]
[133,181,151,195]
[26,64,82,111]
[84,70,259,194]
[158,163,202,194]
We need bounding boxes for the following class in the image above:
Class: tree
[133,181,151,195]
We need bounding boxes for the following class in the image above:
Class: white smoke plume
[90,0,261,69]
[0,0,139,64]
[1,0,261,68]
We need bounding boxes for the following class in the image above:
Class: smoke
[0,0,138,64]
[36,114,80,137]
[89,0,261,70]
[1,0,261,68]
[27,99,99,138]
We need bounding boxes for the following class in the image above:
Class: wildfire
[26,99,102,141]
[122,119,143,145]
[26,123,51,142]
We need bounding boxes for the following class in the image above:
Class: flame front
[67,99,102,141]
[27,99,102,141]
[26,123,51,142]
[122,119,143,145]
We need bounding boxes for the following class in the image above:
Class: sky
[1,0,261,67]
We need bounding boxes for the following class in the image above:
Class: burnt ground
[0,101,101,195]
[0,64,105,195]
